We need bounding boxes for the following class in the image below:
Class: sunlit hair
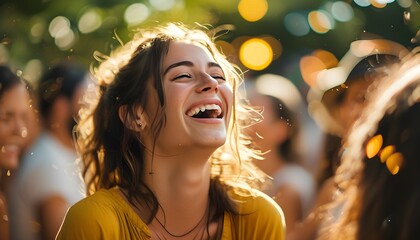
[75,22,266,222]
[319,50,420,239]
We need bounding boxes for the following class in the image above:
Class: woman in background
[0,65,31,240]
[320,50,420,240]
[294,39,409,240]
[247,74,315,236]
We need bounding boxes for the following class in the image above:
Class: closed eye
[212,75,225,81]
[173,73,192,80]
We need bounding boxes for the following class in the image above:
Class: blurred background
[0,0,419,176]
[1,0,419,91]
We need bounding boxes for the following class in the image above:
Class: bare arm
[274,185,302,234]
[38,195,69,240]
[287,177,337,240]
[0,191,9,240]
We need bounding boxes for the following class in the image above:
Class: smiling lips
[186,104,223,119]
[1,144,20,157]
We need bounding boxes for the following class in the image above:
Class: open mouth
[1,144,20,155]
[186,104,223,119]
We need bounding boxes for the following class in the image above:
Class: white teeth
[187,104,222,117]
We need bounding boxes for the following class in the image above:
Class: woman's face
[0,84,30,169]
[248,94,286,152]
[335,78,372,131]
[145,41,233,155]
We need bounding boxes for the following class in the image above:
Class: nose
[12,118,28,138]
[196,73,218,93]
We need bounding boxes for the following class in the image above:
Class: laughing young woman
[56,23,285,240]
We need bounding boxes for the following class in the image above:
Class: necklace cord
[154,201,209,238]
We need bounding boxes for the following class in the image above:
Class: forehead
[163,41,215,65]
[0,84,28,109]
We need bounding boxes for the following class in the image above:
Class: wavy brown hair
[75,23,266,223]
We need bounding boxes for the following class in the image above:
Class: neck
[45,121,74,150]
[143,149,213,238]
[146,150,211,206]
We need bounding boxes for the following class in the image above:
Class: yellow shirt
[57,187,285,240]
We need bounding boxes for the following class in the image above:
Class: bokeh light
[261,35,282,60]
[239,38,273,71]
[366,134,383,158]
[30,17,46,43]
[124,3,150,27]
[397,0,413,8]
[78,8,102,34]
[380,145,396,163]
[48,16,75,50]
[299,49,337,88]
[331,1,354,22]
[238,0,268,22]
[376,0,395,3]
[354,0,371,7]
[308,10,335,34]
[0,0,415,86]
[0,44,9,63]
[300,56,325,88]
[23,59,43,84]
[149,0,176,11]
[312,49,338,69]
[284,12,310,36]
[386,152,403,175]
[49,16,70,38]
[371,0,387,8]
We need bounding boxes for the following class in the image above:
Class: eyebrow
[163,61,223,76]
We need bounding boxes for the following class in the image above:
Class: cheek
[0,124,5,137]
[222,87,234,120]
[164,86,184,109]
[159,87,186,128]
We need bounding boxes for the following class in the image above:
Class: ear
[118,105,146,131]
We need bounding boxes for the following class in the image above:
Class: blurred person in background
[8,61,87,240]
[319,49,420,240]
[246,74,315,237]
[0,65,31,240]
[292,39,409,240]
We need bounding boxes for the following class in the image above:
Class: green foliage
[0,0,418,85]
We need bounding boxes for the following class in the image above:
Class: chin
[197,136,227,148]
[0,157,19,170]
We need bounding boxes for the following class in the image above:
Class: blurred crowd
[0,23,419,240]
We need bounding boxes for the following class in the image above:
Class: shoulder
[232,188,285,219]
[227,188,286,239]
[57,188,150,239]
[63,189,118,222]
[57,189,121,239]
[16,138,85,205]
[20,133,77,169]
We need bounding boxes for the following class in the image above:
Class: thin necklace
[154,202,209,238]
[155,224,206,240]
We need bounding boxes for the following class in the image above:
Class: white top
[8,132,86,240]
[267,164,316,217]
